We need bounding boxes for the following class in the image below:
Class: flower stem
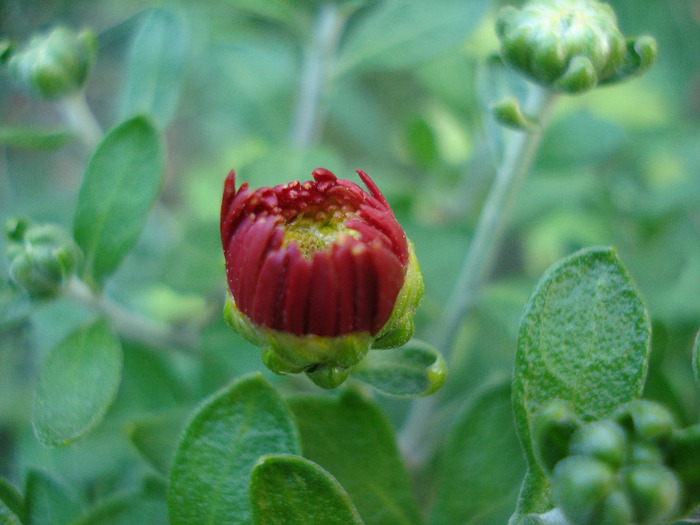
[64,277,199,353]
[59,90,103,150]
[399,85,560,467]
[291,2,346,147]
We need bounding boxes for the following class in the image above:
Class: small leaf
[512,247,651,516]
[72,492,168,525]
[352,340,446,397]
[289,389,422,525]
[0,476,26,524]
[0,127,74,150]
[33,319,123,447]
[692,328,700,389]
[335,0,487,76]
[25,470,82,525]
[429,379,526,525]
[121,8,190,128]
[73,116,164,289]
[168,373,300,525]
[250,454,365,525]
[127,409,188,476]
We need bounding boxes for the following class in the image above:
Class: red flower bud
[220,168,423,388]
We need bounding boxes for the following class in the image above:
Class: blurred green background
[1,0,699,523]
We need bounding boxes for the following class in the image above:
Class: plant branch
[399,85,560,467]
[64,277,199,353]
[59,90,103,150]
[291,2,346,147]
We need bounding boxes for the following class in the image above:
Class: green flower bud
[552,455,617,525]
[598,491,633,525]
[496,0,655,94]
[569,420,627,469]
[620,464,681,524]
[626,440,664,465]
[5,26,97,100]
[613,400,676,444]
[6,219,82,298]
[533,399,582,473]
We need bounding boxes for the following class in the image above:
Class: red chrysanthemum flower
[220,168,423,388]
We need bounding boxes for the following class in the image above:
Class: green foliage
[250,454,365,525]
[24,470,82,525]
[0,127,74,150]
[33,318,123,447]
[352,339,447,397]
[0,477,26,525]
[168,373,300,525]
[289,389,422,525]
[73,116,164,289]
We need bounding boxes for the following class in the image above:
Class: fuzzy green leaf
[289,389,422,525]
[168,373,300,525]
[429,379,525,525]
[25,470,81,525]
[336,0,486,76]
[250,454,364,525]
[128,410,188,476]
[73,116,164,289]
[0,476,25,525]
[121,8,189,128]
[352,340,446,397]
[511,247,651,518]
[33,319,123,447]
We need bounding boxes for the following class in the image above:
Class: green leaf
[73,116,164,289]
[352,340,446,397]
[335,0,487,76]
[72,492,167,525]
[33,319,123,447]
[0,127,74,150]
[512,247,651,517]
[289,389,422,525]
[168,373,300,525]
[250,454,365,525]
[25,470,81,525]
[428,378,526,525]
[219,0,309,35]
[692,328,700,389]
[127,409,188,476]
[121,8,190,129]
[0,476,26,524]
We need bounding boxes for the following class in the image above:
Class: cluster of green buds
[5,218,82,299]
[2,26,97,100]
[533,399,700,525]
[220,168,424,389]
[496,0,657,94]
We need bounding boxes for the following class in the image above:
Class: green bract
[496,0,657,93]
[5,26,96,100]
[6,219,82,298]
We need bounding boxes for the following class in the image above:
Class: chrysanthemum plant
[1,1,699,524]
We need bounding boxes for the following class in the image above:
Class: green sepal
[619,464,681,525]
[598,36,658,87]
[492,96,539,131]
[554,56,598,94]
[612,400,676,443]
[373,240,424,349]
[568,420,628,470]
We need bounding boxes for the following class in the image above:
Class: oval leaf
[168,373,300,525]
[121,8,190,128]
[335,0,487,76]
[73,116,164,289]
[352,340,446,397]
[25,470,82,525]
[511,247,650,517]
[250,454,364,525]
[33,319,123,447]
[289,389,422,525]
[429,379,526,525]
[0,476,26,524]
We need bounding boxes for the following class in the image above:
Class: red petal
[236,217,280,316]
[333,240,356,334]
[250,250,287,328]
[351,246,377,333]
[282,244,312,335]
[356,169,390,210]
[225,216,257,299]
[307,251,338,337]
[369,243,404,334]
